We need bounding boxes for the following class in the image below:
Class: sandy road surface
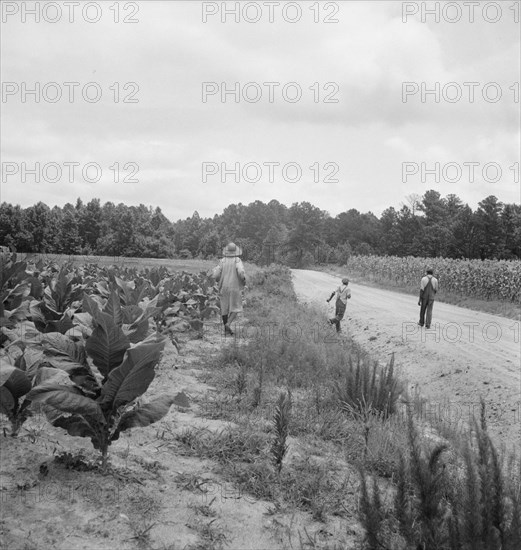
[291,269,521,452]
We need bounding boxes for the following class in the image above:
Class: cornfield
[346,255,521,303]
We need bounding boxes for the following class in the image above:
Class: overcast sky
[1,0,519,221]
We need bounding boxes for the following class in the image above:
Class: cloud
[1,1,518,220]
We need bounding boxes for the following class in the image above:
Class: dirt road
[291,269,521,452]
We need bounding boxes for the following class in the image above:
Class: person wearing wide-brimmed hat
[211,242,246,335]
[418,266,438,329]
[326,277,351,333]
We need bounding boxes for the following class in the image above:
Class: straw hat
[223,242,243,257]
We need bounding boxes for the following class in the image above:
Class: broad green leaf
[0,386,15,415]
[72,311,93,329]
[114,276,135,305]
[0,261,27,291]
[164,304,181,316]
[50,314,75,335]
[82,293,103,324]
[0,315,15,328]
[28,300,46,326]
[132,280,150,305]
[26,276,43,299]
[0,363,32,398]
[123,319,149,344]
[33,366,73,387]
[31,302,74,334]
[85,312,130,377]
[132,296,161,326]
[20,347,45,379]
[65,324,92,339]
[3,283,31,311]
[94,280,109,298]
[121,305,142,324]
[6,300,31,324]
[27,384,104,420]
[99,337,166,410]
[52,415,99,446]
[43,332,86,364]
[44,266,78,313]
[42,357,86,373]
[117,394,175,433]
[103,290,123,326]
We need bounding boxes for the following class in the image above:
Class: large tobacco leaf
[2,283,31,312]
[114,276,150,306]
[121,305,143,324]
[0,361,32,399]
[27,384,104,420]
[42,332,88,365]
[115,393,175,435]
[42,266,83,313]
[83,294,130,377]
[85,315,130,378]
[99,336,166,411]
[0,259,27,291]
[33,366,74,387]
[121,296,162,343]
[102,289,123,326]
[52,415,99,445]
[30,300,74,334]
[122,320,149,344]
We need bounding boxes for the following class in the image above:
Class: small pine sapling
[270,391,291,473]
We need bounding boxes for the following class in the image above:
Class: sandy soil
[291,269,521,454]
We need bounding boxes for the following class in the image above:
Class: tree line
[0,191,519,265]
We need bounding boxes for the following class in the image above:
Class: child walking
[326,277,351,333]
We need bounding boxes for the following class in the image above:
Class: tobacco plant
[27,293,173,471]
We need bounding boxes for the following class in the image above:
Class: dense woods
[1,192,520,264]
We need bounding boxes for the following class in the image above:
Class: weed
[53,450,97,472]
[190,498,218,518]
[358,406,521,549]
[174,472,213,494]
[234,361,247,396]
[334,353,402,420]
[129,519,157,547]
[186,518,228,550]
[270,391,292,473]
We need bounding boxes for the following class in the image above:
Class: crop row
[346,255,521,303]
[0,252,219,468]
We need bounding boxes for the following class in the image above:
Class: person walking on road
[418,267,438,329]
[212,242,246,336]
[326,277,351,333]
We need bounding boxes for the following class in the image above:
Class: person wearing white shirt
[326,277,351,333]
[418,267,439,329]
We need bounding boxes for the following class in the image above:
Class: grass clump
[358,405,521,549]
[334,353,402,420]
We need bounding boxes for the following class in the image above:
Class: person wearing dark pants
[327,277,351,333]
[418,267,438,329]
